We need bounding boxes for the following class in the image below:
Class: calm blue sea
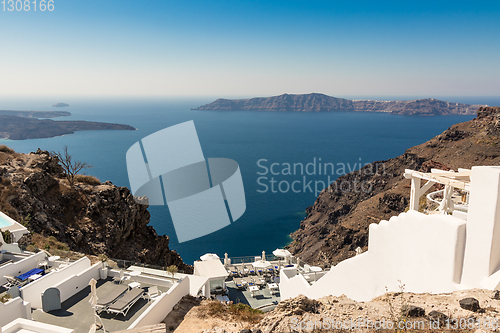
[1,96,498,264]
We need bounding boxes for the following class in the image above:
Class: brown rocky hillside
[0,148,191,272]
[288,106,500,266]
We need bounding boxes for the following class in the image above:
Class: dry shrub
[0,294,12,303]
[206,300,226,316]
[74,174,101,185]
[203,300,264,324]
[30,233,70,252]
[228,303,264,324]
[0,181,19,219]
[0,145,14,153]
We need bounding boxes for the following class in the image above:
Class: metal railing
[19,247,185,276]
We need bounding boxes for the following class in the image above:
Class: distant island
[52,102,70,107]
[194,93,485,116]
[0,110,71,118]
[0,110,135,140]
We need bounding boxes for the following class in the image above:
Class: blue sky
[1,0,499,97]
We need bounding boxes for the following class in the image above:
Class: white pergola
[403,168,471,212]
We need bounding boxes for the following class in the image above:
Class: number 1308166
[2,0,54,12]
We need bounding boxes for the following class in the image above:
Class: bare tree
[51,146,92,186]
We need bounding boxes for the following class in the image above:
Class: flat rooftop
[225,280,280,312]
[32,278,170,333]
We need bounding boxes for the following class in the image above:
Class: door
[42,287,61,312]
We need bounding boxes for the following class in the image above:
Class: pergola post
[409,177,421,211]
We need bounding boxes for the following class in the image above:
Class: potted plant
[166,265,178,280]
[98,254,109,279]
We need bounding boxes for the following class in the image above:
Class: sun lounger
[228,265,238,276]
[0,259,12,267]
[247,277,256,287]
[233,277,246,289]
[236,264,247,277]
[255,277,266,288]
[245,264,255,275]
[107,287,145,316]
[15,268,44,282]
[2,275,25,289]
[95,284,128,312]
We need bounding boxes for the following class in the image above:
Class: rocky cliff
[194,93,484,116]
[0,148,191,272]
[288,106,500,266]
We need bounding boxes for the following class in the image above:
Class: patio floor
[32,278,171,333]
[225,280,280,312]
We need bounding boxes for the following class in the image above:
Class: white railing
[427,189,469,213]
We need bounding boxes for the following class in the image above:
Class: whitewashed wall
[0,297,31,327]
[281,210,467,302]
[108,269,174,288]
[2,318,74,333]
[21,257,91,309]
[462,166,500,288]
[128,277,191,329]
[52,262,101,305]
[0,252,46,286]
[279,266,309,299]
[0,244,23,253]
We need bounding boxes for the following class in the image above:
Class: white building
[0,211,29,252]
[280,166,500,302]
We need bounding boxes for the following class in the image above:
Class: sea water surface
[1,96,496,264]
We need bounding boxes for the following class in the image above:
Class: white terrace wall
[0,297,31,327]
[0,252,46,286]
[462,166,500,288]
[128,277,191,329]
[108,269,174,289]
[279,266,310,300]
[21,257,91,309]
[2,318,74,333]
[280,211,467,302]
[0,244,23,253]
[52,262,101,305]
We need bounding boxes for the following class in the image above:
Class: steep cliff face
[288,107,500,266]
[194,93,484,115]
[0,148,191,272]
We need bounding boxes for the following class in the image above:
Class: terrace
[225,279,280,312]
[32,278,171,333]
[221,250,328,311]
[1,248,195,332]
